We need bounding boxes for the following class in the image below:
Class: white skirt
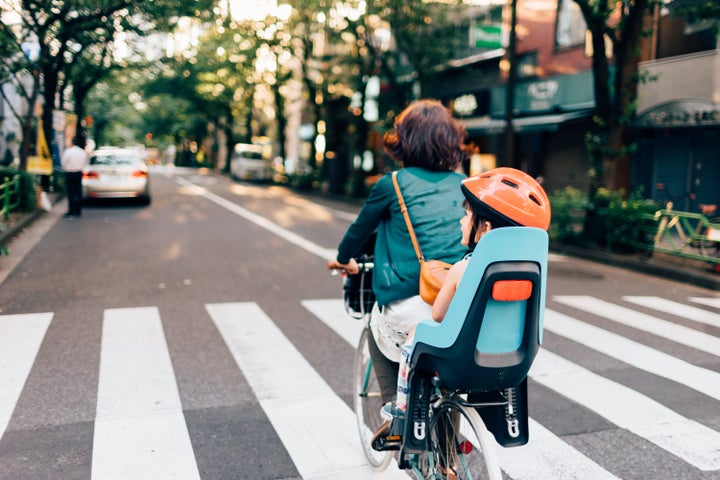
[370,295,432,362]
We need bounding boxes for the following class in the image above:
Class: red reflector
[83,171,99,179]
[491,280,532,302]
[458,440,473,455]
[131,170,147,178]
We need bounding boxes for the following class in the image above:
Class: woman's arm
[336,175,393,263]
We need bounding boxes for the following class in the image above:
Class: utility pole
[504,0,518,167]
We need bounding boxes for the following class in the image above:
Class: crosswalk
[1,295,719,479]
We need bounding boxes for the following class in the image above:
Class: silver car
[230,143,271,181]
[83,148,151,204]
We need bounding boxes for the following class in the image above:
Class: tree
[574,0,660,193]
[577,0,719,194]
[0,10,43,171]
[0,0,213,170]
[142,16,262,171]
[281,0,478,193]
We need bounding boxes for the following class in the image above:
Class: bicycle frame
[398,372,506,480]
[652,209,720,264]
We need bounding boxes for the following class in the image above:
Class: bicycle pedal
[371,434,402,451]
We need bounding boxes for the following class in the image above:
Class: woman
[327,99,475,411]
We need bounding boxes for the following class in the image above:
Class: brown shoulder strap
[392,171,424,263]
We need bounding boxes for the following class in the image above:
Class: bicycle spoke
[414,399,501,480]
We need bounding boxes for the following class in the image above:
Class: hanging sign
[27,105,53,175]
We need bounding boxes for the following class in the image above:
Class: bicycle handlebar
[329,262,374,276]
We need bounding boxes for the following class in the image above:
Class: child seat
[410,226,548,392]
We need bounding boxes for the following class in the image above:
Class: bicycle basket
[343,264,375,319]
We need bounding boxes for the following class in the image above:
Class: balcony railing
[637,50,720,113]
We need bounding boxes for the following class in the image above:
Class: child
[378,167,551,427]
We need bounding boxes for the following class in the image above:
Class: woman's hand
[327,258,359,276]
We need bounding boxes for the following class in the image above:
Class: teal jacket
[337,167,467,307]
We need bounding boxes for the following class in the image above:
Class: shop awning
[462,117,506,134]
[462,109,593,134]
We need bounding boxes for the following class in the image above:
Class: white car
[230,144,270,181]
[83,147,151,204]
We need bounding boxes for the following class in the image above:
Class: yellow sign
[27,114,53,175]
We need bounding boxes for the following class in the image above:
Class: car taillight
[83,171,99,179]
[131,170,147,178]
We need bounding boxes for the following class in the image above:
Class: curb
[550,242,720,291]
[1,192,62,249]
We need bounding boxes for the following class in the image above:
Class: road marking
[0,312,52,440]
[92,307,200,480]
[531,349,720,471]
[207,302,406,479]
[689,297,720,309]
[553,295,720,357]
[302,299,365,347]
[495,419,621,480]
[623,296,720,329]
[545,309,720,401]
[303,299,621,479]
[176,177,337,261]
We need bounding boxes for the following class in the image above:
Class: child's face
[460,206,474,246]
[460,206,490,246]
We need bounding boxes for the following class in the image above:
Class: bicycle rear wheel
[698,218,720,264]
[416,398,502,480]
[353,327,393,471]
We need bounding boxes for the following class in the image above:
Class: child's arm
[431,259,468,322]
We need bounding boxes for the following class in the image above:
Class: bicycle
[336,254,395,470]
[651,184,720,268]
[652,202,720,268]
[339,226,549,479]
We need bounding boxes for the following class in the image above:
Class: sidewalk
[2,195,719,291]
[1,191,62,249]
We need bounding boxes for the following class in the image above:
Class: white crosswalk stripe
[1,295,720,478]
[554,295,720,356]
[302,299,623,480]
[207,302,407,479]
[690,297,720,309]
[532,349,720,471]
[0,312,52,441]
[544,309,720,401]
[623,296,720,328]
[92,307,201,480]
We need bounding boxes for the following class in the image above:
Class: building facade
[633,10,720,211]
[422,0,595,196]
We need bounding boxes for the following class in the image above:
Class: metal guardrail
[0,175,21,221]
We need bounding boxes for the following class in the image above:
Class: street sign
[471,24,503,49]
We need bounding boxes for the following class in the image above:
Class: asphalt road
[0,166,718,480]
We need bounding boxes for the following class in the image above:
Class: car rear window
[239,151,264,160]
[90,154,139,165]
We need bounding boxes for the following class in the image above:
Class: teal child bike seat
[411,226,548,391]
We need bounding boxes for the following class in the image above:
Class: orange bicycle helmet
[461,167,551,230]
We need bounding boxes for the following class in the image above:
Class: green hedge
[549,186,659,253]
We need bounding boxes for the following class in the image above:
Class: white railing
[637,50,720,112]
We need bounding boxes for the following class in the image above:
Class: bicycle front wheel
[353,327,393,471]
[416,398,502,480]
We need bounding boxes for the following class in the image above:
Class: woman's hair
[383,99,476,171]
